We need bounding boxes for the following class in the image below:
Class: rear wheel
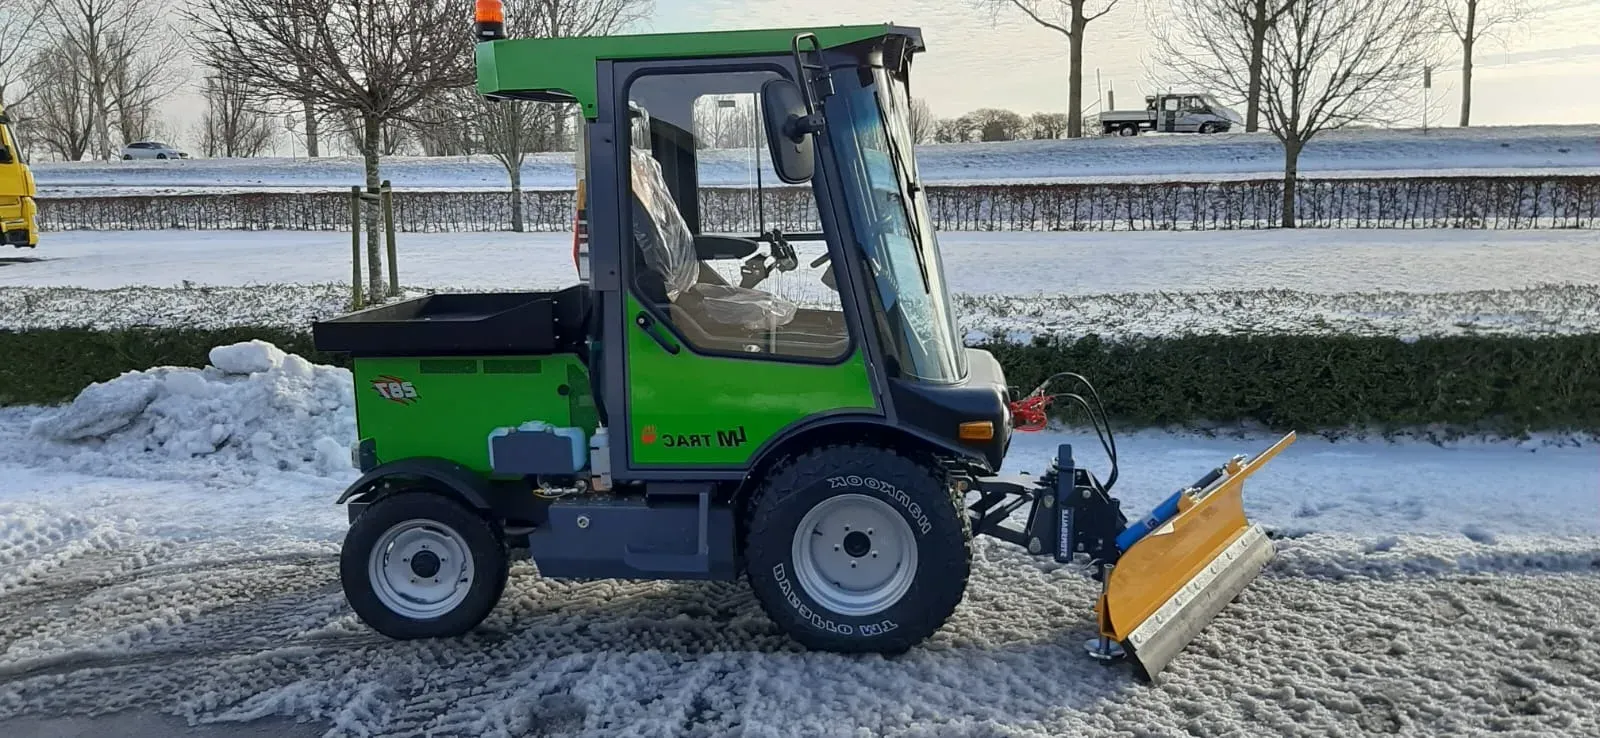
[743,444,971,653]
[340,490,508,639]
[1118,125,1138,137]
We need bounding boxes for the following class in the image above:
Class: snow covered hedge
[34,174,1600,234]
[4,327,1597,437]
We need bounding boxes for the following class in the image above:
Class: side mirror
[761,79,819,184]
[0,146,11,165]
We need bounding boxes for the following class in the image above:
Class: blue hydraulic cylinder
[1115,466,1228,552]
[1116,488,1185,552]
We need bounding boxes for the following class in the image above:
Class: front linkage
[947,372,1295,680]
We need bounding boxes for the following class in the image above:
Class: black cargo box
[312,285,591,357]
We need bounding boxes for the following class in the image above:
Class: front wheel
[743,444,971,654]
[339,490,508,639]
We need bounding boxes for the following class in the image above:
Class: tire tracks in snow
[0,532,1597,736]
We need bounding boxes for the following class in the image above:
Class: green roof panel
[475,24,922,119]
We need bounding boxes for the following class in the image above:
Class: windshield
[824,61,967,383]
[1203,95,1244,123]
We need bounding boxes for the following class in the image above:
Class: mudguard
[336,456,495,510]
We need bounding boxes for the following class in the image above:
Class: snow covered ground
[4,229,1598,340]
[0,342,1596,736]
[28,124,1600,196]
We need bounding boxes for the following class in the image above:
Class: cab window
[624,69,849,362]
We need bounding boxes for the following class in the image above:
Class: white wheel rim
[791,493,918,617]
[368,518,475,619]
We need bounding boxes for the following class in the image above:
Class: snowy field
[0,342,1596,736]
[28,124,1600,196]
[3,229,1599,340]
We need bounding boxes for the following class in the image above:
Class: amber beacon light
[475,0,505,41]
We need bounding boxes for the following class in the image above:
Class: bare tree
[908,97,935,144]
[0,0,44,108]
[1029,111,1070,139]
[973,0,1124,138]
[408,87,478,157]
[186,0,476,300]
[1435,0,1532,127]
[694,95,759,149]
[196,72,275,158]
[1258,0,1431,226]
[1149,0,1297,132]
[48,0,186,159]
[933,118,969,143]
[24,40,94,160]
[957,108,1028,142]
[472,0,651,232]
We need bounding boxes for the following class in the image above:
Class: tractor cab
[311,12,1295,682]
[474,21,1011,474]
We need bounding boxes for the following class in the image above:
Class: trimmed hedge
[4,328,1598,436]
[978,333,1600,436]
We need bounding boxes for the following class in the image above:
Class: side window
[626,69,849,362]
[1162,97,1179,112]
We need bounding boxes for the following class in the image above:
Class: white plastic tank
[590,425,611,491]
[487,421,588,474]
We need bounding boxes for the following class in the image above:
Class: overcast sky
[167,0,1599,153]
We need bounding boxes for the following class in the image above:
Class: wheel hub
[368,519,476,620]
[410,550,442,578]
[791,493,918,617]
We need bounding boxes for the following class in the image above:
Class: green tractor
[311,9,1296,680]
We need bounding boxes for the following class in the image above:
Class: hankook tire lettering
[825,475,933,535]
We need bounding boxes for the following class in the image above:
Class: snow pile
[22,340,355,477]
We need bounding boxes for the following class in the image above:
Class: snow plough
[310,8,1295,680]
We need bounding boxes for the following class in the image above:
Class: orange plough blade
[1095,432,1297,680]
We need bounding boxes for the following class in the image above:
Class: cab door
[607,60,880,477]
[1159,96,1181,132]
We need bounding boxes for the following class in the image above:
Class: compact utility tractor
[311,7,1295,680]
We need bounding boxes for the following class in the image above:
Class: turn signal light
[959,421,994,442]
[475,0,505,41]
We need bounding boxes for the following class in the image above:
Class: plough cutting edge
[957,430,1298,681]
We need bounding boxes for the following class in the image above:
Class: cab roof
[475,23,924,119]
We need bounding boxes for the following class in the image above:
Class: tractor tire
[339,490,509,640]
[743,444,971,654]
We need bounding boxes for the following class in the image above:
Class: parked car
[120,141,189,160]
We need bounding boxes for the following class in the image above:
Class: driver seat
[628,149,799,345]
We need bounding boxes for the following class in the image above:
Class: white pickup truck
[1099,93,1242,136]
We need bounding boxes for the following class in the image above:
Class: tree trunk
[509,163,524,232]
[1246,7,1268,133]
[1067,15,1086,139]
[304,98,320,157]
[362,112,384,299]
[1459,0,1478,127]
[1281,138,1302,228]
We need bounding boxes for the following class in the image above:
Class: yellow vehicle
[0,104,38,248]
